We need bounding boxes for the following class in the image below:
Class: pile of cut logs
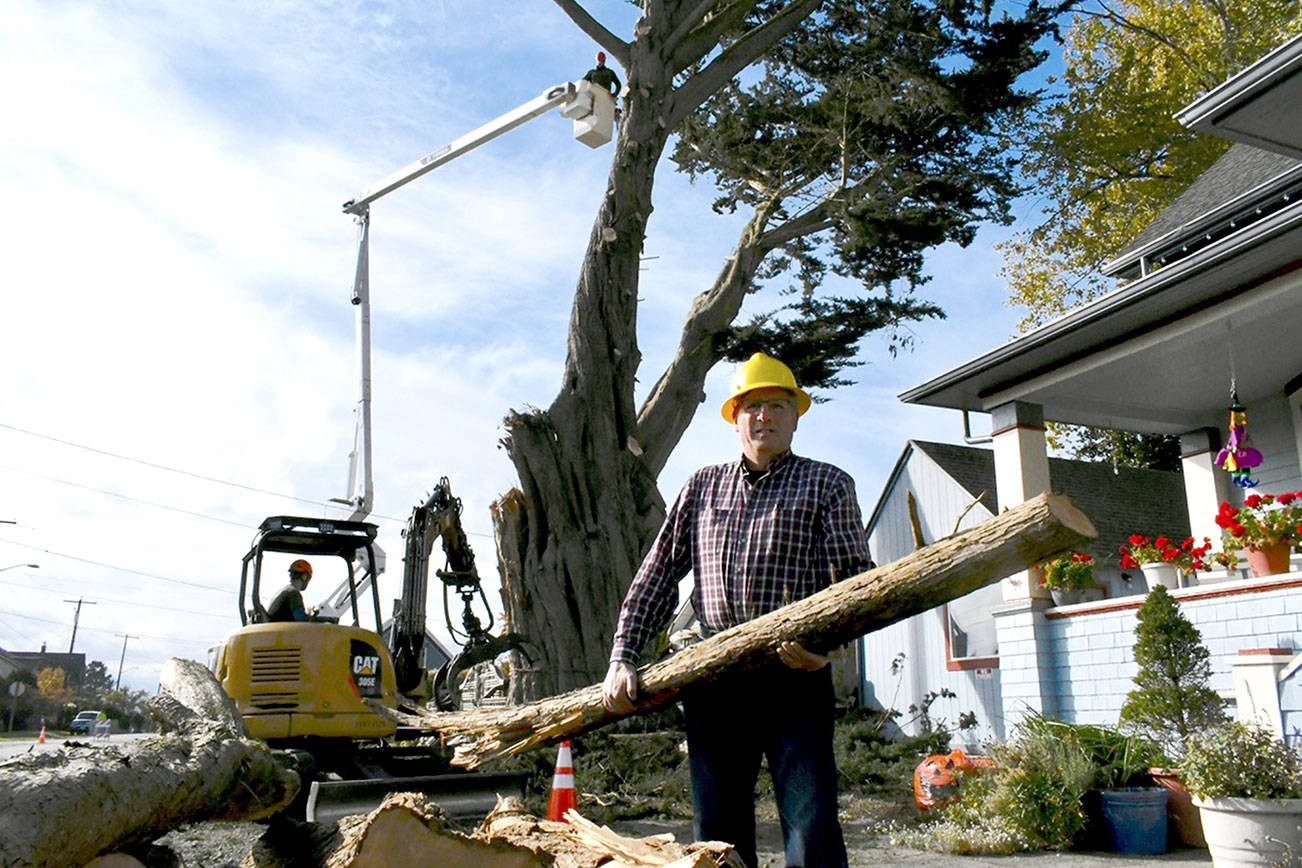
[0,493,1094,867]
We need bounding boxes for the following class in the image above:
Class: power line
[0,420,347,513]
[0,578,229,619]
[0,463,257,530]
[0,539,226,593]
[0,420,498,537]
[0,604,213,647]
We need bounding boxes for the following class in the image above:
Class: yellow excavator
[211,481,528,823]
[212,69,612,822]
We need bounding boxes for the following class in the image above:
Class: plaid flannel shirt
[610,452,872,666]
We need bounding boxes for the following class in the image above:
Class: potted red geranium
[1215,492,1302,577]
[1119,535,1210,591]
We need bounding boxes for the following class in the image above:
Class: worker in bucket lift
[602,352,872,868]
[267,559,322,622]
[582,51,621,97]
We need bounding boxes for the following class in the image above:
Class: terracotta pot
[1149,767,1206,849]
[1244,542,1291,578]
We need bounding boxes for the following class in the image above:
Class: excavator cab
[213,516,399,742]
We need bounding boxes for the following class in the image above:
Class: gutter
[899,195,1302,407]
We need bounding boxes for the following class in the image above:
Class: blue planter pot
[1100,787,1169,855]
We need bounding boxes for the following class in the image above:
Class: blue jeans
[682,665,847,868]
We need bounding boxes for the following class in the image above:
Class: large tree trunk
[495,33,676,701]
[429,493,1093,767]
[496,1,828,701]
[0,658,298,868]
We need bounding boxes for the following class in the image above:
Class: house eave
[1176,33,1302,160]
[900,197,1302,414]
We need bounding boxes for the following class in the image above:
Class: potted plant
[1038,551,1102,606]
[1181,722,1302,866]
[1215,492,1302,577]
[1118,535,1211,590]
[1119,585,1225,847]
[1023,717,1167,854]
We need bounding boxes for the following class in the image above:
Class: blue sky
[0,0,1066,692]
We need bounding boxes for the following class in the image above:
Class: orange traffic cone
[37,725,45,744]
[545,740,578,822]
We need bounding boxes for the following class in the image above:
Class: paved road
[0,731,152,761]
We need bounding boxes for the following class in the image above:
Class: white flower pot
[1193,795,1302,866]
[1140,562,1180,590]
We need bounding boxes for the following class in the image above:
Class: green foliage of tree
[1001,0,1302,331]
[1047,422,1182,471]
[81,660,113,693]
[671,0,1057,389]
[1119,585,1225,758]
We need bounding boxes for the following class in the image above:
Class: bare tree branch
[666,0,760,72]
[552,0,633,69]
[667,0,823,127]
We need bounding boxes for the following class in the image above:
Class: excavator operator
[267,559,320,622]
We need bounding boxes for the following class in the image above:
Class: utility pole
[114,633,138,690]
[63,597,97,653]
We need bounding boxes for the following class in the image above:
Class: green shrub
[1022,716,1164,789]
[896,717,1095,854]
[1181,722,1302,800]
[1119,585,1224,758]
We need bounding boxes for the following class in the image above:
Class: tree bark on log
[0,658,298,868]
[242,794,741,867]
[407,492,1094,767]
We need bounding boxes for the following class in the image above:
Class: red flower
[1231,524,1247,538]
[1279,492,1298,506]
[1120,553,1137,569]
[1245,494,1264,509]
[1129,534,1148,546]
[1181,537,1194,552]
[1154,536,1171,549]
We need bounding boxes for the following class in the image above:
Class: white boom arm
[319,80,613,621]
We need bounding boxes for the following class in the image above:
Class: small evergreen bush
[1119,585,1224,758]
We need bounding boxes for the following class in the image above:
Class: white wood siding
[862,444,1005,747]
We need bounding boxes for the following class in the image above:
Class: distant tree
[82,660,113,693]
[1049,424,1182,471]
[1000,0,1301,330]
[1120,585,1224,758]
[495,0,1059,698]
[36,667,73,727]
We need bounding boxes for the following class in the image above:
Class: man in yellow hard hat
[602,352,871,868]
[267,559,317,622]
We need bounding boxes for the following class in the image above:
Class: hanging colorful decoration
[1214,389,1262,488]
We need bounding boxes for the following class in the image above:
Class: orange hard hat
[289,559,312,577]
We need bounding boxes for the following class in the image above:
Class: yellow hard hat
[720,352,811,422]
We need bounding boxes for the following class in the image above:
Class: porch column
[1180,427,1229,548]
[991,401,1051,602]
[989,401,1057,725]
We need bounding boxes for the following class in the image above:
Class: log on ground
[242,793,741,867]
[399,491,1095,767]
[0,658,298,868]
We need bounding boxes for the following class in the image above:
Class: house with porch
[861,33,1302,746]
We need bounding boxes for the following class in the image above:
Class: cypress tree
[1119,586,1224,758]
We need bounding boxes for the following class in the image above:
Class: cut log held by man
[398,490,1096,767]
